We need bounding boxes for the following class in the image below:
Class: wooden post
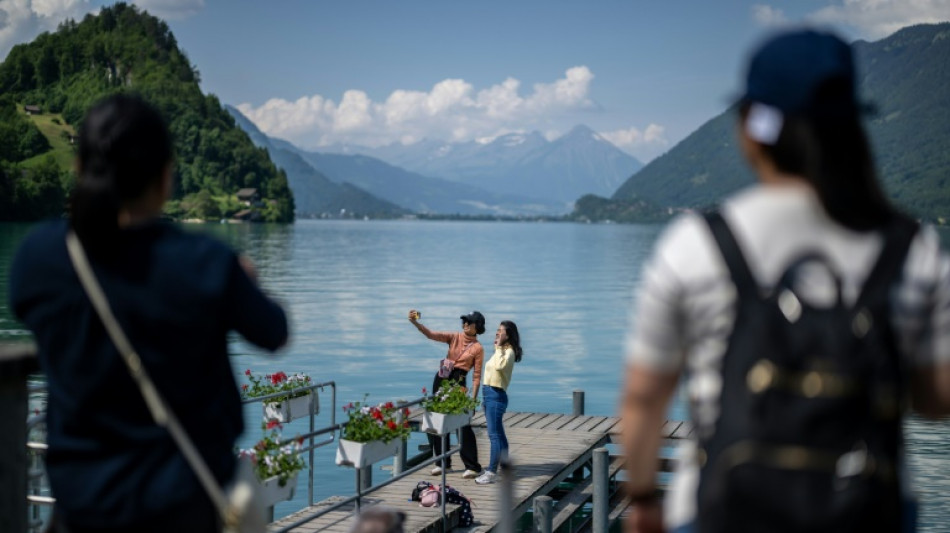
[572,390,585,416]
[571,389,587,482]
[0,345,38,533]
[593,447,609,533]
[534,495,553,533]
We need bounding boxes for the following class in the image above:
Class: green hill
[607,23,950,223]
[0,2,294,222]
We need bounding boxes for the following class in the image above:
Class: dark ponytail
[70,94,173,252]
[501,320,523,362]
[740,100,894,232]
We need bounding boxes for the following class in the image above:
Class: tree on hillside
[0,2,294,222]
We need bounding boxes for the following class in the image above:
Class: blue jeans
[482,385,509,473]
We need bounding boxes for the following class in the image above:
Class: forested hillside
[0,3,294,222]
[605,23,950,223]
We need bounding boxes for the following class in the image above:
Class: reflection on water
[2,220,949,528]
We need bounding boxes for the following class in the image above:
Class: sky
[1,1,948,163]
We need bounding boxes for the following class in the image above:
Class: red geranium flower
[387,421,397,430]
[266,419,282,430]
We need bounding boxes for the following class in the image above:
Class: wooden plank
[574,416,609,432]
[532,413,569,430]
[670,421,693,440]
[589,416,620,434]
[559,415,592,431]
[270,417,689,533]
[660,420,682,439]
[503,412,535,428]
[518,413,555,429]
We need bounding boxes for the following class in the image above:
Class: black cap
[460,311,485,334]
[740,29,859,118]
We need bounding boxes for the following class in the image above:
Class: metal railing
[241,380,336,511]
[7,348,618,533]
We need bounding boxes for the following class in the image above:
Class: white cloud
[808,0,950,38]
[0,0,92,60]
[238,66,600,150]
[131,0,204,20]
[600,124,669,152]
[751,4,789,26]
[755,0,950,39]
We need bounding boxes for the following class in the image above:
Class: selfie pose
[476,320,522,485]
[409,309,485,478]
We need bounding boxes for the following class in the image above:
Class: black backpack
[697,212,918,533]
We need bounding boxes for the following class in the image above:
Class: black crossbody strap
[703,211,758,298]
[855,216,919,309]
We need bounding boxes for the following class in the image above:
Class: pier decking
[270,411,635,533]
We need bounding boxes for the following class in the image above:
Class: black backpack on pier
[696,212,918,533]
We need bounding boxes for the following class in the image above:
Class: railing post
[393,401,407,476]
[0,345,38,533]
[360,465,372,490]
[593,447,609,533]
[572,389,585,416]
[533,495,553,533]
[498,458,514,533]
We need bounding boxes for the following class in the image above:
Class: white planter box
[263,393,316,423]
[258,473,297,508]
[335,438,400,468]
[420,411,472,435]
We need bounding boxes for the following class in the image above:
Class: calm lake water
[1,219,948,528]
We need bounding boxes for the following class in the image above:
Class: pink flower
[245,369,251,376]
[422,387,427,395]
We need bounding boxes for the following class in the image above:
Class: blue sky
[1,1,948,162]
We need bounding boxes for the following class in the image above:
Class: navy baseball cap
[739,28,860,118]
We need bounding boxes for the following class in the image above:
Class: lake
[2,219,948,529]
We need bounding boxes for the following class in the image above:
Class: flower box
[420,411,472,435]
[263,393,316,423]
[335,438,400,468]
[258,473,297,507]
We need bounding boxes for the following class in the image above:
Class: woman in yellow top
[475,320,522,485]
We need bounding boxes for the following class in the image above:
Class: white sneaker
[475,471,496,484]
[430,466,443,476]
[461,469,479,479]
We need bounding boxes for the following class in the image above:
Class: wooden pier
[269,411,690,533]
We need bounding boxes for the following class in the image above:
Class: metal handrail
[21,379,477,530]
[241,380,336,507]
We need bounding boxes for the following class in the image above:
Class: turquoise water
[2,220,948,528]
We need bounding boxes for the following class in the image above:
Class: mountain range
[231,104,641,216]
[609,22,950,223]
[321,125,643,205]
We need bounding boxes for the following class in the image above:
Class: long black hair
[70,93,173,252]
[739,99,894,232]
[500,320,523,362]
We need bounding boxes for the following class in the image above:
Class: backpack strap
[704,211,758,298]
[855,215,919,309]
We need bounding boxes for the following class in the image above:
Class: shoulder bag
[66,231,266,533]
